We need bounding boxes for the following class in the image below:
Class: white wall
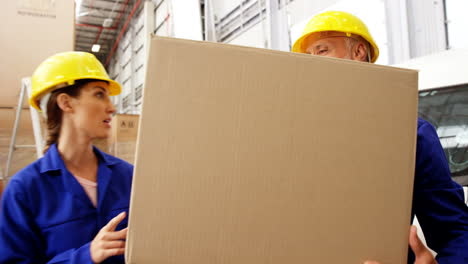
[171,0,203,40]
[406,0,446,58]
[228,23,267,49]
[446,0,468,49]
[109,1,154,114]
[394,48,468,90]
[223,0,343,52]
[154,0,172,37]
[285,0,341,26]
[219,0,388,64]
[211,0,242,20]
[212,0,342,30]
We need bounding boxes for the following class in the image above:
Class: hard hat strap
[37,82,70,118]
[39,93,51,118]
[366,42,372,62]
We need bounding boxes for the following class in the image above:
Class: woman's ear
[353,42,369,62]
[56,93,74,113]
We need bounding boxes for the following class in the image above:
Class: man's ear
[56,93,74,113]
[353,42,369,62]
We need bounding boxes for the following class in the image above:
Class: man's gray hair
[344,37,372,62]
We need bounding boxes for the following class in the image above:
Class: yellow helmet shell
[30,51,122,111]
[292,11,379,63]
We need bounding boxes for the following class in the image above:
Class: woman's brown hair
[43,79,96,153]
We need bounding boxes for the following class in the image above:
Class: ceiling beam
[81,4,130,14]
[76,13,120,20]
[76,34,114,41]
[76,28,117,35]
[75,42,110,49]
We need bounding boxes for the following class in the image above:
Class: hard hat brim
[292,31,379,63]
[29,77,122,111]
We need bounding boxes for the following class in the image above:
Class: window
[444,0,468,49]
[419,85,468,185]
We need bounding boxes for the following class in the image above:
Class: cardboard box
[0,1,74,179]
[126,37,418,263]
[0,1,74,108]
[93,114,139,164]
[110,114,139,142]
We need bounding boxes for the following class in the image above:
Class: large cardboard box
[0,1,74,179]
[0,1,74,108]
[93,114,139,164]
[126,37,418,263]
[109,114,139,164]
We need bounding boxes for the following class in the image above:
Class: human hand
[363,226,437,264]
[408,225,437,264]
[90,212,128,263]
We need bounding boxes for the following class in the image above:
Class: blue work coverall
[0,144,133,263]
[409,118,468,263]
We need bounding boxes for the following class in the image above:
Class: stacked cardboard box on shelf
[93,114,140,164]
[0,1,74,108]
[1,1,74,183]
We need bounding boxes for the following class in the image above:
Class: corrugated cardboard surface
[127,37,418,264]
[0,1,74,107]
[111,141,137,164]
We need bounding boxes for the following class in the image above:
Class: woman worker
[0,52,133,263]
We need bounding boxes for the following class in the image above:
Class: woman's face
[69,81,116,139]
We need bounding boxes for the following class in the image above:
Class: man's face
[304,36,353,60]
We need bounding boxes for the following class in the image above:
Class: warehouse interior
[0,0,468,262]
[2,0,467,188]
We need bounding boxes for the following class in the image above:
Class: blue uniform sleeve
[0,179,94,264]
[0,179,46,263]
[413,120,468,263]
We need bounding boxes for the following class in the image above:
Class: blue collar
[39,143,119,174]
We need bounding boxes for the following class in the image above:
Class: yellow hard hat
[30,51,122,111]
[292,11,379,63]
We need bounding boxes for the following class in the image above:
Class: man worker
[292,11,468,264]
